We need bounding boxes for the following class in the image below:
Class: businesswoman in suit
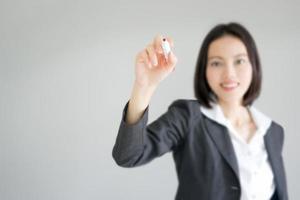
[112,22,288,200]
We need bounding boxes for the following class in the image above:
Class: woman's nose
[223,64,236,78]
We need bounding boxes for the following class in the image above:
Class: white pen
[161,38,171,61]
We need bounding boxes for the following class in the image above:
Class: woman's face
[206,35,253,105]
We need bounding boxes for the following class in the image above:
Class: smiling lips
[220,82,239,91]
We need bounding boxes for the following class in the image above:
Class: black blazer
[112,99,288,200]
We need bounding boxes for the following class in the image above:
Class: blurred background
[0,0,299,199]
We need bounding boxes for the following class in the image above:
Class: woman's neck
[218,100,252,127]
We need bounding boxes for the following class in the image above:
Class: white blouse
[200,102,275,200]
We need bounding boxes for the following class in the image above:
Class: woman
[112,22,288,200]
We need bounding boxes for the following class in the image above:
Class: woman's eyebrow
[208,53,248,60]
[208,56,223,61]
[234,53,248,57]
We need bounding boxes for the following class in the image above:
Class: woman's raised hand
[134,35,178,88]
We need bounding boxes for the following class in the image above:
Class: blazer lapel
[264,122,283,200]
[203,116,240,181]
[203,114,285,199]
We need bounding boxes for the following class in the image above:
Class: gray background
[1,0,299,199]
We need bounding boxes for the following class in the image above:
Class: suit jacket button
[230,186,239,190]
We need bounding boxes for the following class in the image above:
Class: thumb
[166,51,177,72]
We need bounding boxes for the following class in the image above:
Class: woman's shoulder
[168,98,200,109]
[167,98,203,118]
[169,98,199,106]
[250,105,285,144]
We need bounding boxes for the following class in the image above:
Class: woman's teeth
[220,83,239,90]
[221,83,238,88]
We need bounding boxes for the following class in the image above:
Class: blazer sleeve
[112,99,191,167]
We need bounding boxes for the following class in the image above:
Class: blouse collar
[200,102,272,137]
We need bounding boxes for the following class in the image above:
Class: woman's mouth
[220,82,239,91]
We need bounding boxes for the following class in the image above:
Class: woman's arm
[125,81,157,125]
[112,99,190,168]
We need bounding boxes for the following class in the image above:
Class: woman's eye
[211,61,221,67]
[236,59,246,65]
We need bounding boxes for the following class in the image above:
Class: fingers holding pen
[146,44,158,67]
[153,34,174,54]
[134,34,178,88]
[136,49,151,69]
[136,34,177,70]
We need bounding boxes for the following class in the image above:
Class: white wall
[1,0,299,199]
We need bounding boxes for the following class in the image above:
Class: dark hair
[193,22,262,108]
